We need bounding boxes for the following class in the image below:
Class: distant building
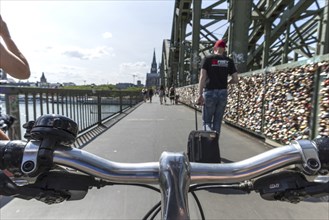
[136,80,143,87]
[49,83,61,88]
[39,72,49,87]
[145,49,160,88]
[40,72,47,83]
[0,70,77,88]
[63,82,76,87]
[116,83,135,89]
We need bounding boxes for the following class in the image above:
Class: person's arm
[0,15,30,79]
[229,72,238,84]
[228,58,238,85]
[0,130,9,140]
[196,68,207,105]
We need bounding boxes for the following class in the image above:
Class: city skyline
[0,1,174,85]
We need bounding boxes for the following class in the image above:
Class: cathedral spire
[40,72,47,83]
[150,49,157,73]
[152,49,156,64]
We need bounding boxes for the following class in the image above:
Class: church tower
[145,49,160,88]
[150,49,157,73]
[40,72,47,83]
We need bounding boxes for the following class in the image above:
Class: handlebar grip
[312,137,329,170]
[0,140,26,173]
[0,141,9,170]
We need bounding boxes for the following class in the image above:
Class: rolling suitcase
[187,106,221,163]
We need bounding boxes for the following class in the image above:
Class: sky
[0,0,175,85]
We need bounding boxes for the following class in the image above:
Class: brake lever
[273,181,329,203]
[1,170,111,204]
[253,170,328,203]
[0,171,19,196]
[303,181,329,201]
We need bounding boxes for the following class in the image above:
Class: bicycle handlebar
[0,137,328,219]
[313,137,329,170]
[1,137,328,183]
[50,140,317,184]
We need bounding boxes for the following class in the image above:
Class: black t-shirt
[201,54,237,90]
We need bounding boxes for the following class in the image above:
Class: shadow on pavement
[0,196,13,208]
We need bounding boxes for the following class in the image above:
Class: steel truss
[160,0,328,87]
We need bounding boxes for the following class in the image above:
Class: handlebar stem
[159,152,190,220]
[21,141,40,176]
[291,140,321,175]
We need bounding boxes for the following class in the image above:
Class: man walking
[196,39,238,136]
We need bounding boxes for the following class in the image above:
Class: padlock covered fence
[176,54,329,146]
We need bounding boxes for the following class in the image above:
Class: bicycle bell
[29,114,78,147]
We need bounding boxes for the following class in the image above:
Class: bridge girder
[161,0,328,87]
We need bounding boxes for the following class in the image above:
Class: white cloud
[102,32,113,39]
[60,64,85,72]
[113,62,149,84]
[61,46,114,60]
[120,62,147,70]
[62,50,88,60]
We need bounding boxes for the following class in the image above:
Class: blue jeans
[202,89,228,135]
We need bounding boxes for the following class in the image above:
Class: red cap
[214,39,226,48]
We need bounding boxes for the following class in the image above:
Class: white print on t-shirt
[211,59,229,67]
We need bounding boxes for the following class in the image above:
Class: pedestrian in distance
[0,15,31,140]
[159,85,166,105]
[169,86,175,105]
[142,88,148,102]
[196,39,238,136]
[164,87,168,104]
[148,87,154,103]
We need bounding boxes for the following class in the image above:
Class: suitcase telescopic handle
[193,103,206,131]
[195,105,198,130]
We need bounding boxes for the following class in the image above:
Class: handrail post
[130,94,133,107]
[119,92,123,113]
[97,92,102,126]
[5,94,21,140]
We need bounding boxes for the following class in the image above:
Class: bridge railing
[0,87,143,141]
[176,54,329,146]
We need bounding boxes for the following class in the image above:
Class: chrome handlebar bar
[54,147,159,184]
[51,140,314,185]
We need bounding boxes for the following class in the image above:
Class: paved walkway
[85,96,272,164]
[1,97,328,220]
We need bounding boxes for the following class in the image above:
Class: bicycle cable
[142,182,248,220]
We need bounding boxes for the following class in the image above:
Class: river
[0,101,126,140]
